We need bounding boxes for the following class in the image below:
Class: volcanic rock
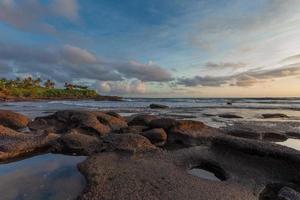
[0,125,58,161]
[128,114,158,126]
[167,120,223,146]
[0,110,29,130]
[29,110,127,136]
[52,130,105,155]
[141,128,167,146]
[149,104,169,109]
[103,133,157,153]
[77,150,255,200]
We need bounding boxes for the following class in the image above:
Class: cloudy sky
[1,0,300,97]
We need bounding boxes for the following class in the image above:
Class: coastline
[0,94,123,102]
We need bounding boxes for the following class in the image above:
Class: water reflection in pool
[188,168,222,181]
[277,138,300,151]
[0,153,86,200]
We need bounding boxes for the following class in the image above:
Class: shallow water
[188,168,222,181]
[0,153,86,200]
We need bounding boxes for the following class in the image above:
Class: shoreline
[0,95,123,102]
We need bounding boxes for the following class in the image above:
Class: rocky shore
[0,109,300,200]
[0,93,122,102]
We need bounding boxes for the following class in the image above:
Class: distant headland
[0,77,121,102]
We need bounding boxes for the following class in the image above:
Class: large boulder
[128,114,158,126]
[52,130,105,155]
[174,138,300,199]
[0,125,58,161]
[0,110,29,130]
[77,151,256,200]
[167,120,223,146]
[141,128,167,146]
[103,134,157,153]
[119,125,148,134]
[223,121,293,141]
[149,118,178,130]
[29,110,128,136]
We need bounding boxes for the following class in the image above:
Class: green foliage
[0,77,99,99]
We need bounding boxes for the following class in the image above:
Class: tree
[23,77,33,88]
[64,82,73,90]
[33,78,41,87]
[44,80,55,89]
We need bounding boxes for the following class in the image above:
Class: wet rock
[52,130,105,155]
[211,136,300,164]
[0,125,58,161]
[260,184,300,200]
[103,133,157,153]
[149,103,169,109]
[119,125,148,134]
[128,114,158,126]
[223,121,297,141]
[149,117,178,130]
[218,113,243,119]
[262,113,289,119]
[105,111,124,120]
[141,128,167,146]
[29,110,127,136]
[77,151,256,200]
[278,187,300,200]
[0,110,29,130]
[167,120,223,146]
[175,137,300,198]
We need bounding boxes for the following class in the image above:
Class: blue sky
[1,0,300,97]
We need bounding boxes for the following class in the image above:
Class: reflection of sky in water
[277,139,300,151]
[188,168,221,181]
[0,154,86,200]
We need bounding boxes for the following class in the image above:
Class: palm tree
[33,78,41,87]
[23,77,33,88]
[44,80,55,89]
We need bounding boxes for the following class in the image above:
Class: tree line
[0,77,88,90]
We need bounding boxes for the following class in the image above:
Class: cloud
[96,80,146,95]
[177,63,300,87]
[0,0,79,32]
[234,75,259,87]
[204,62,247,69]
[280,54,300,64]
[0,42,173,84]
[113,61,173,82]
[177,76,228,87]
[60,45,97,64]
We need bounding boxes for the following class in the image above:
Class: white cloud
[0,0,80,33]
[61,45,97,64]
[96,80,146,95]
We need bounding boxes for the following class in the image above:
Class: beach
[0,98,300,199]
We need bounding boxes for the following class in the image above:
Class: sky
[1,0,300,97]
